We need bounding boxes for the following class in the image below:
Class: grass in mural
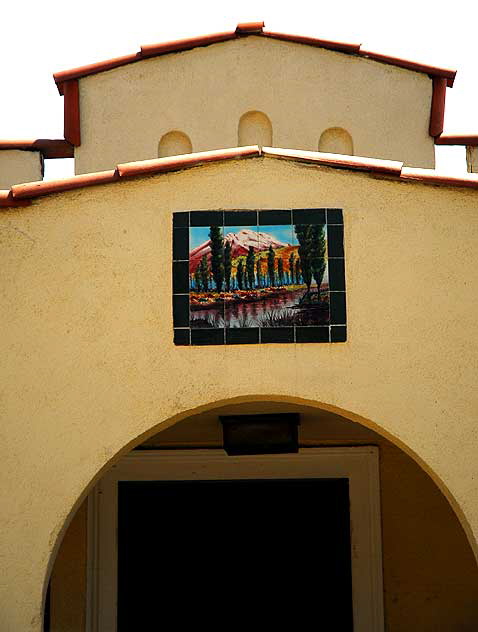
[189,223,329,328]
[190,312,225,329]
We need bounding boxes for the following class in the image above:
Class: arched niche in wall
[319,127,354,156]
[158,131,192,158]
[238,111,273,147]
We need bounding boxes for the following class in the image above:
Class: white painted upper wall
[75,37,435,174]
[0,150,42,188]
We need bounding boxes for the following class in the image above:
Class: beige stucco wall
[0,150,42,188]
[50,501,87,632]
[74,37,435,173]
[1,156,478,630]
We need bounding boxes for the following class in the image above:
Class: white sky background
[1,0,477,180]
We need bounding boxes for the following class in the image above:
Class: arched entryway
[45,399,478,631]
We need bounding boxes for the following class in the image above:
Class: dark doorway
[118,478,353,630]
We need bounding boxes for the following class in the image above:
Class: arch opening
[319,127,354,155]
[158,130,192,158]
[238,110,273,147]
[45,397,478,631]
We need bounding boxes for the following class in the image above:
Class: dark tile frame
[173,209,347,345]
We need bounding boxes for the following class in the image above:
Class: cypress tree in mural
[289,251,296,284]
[237,259,244,290]
[246,246,255,290]
[267,245,275,287]
[256,257,262,288]
[310,224,326,295]
[199,254,209,292]
[278,257,284,285]
[295,258,302,285]
[224,240,232,292]
[194,266,201,291]
[294,225,313,294]
[209,226,224,292]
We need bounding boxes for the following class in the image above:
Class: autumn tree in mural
[236,259,244,290]
[278,257,284,285]
[224,241,232,292]
[246,246,255,290]
[289,251,296,284]
[256,257,263,288]
[267,245,275,287]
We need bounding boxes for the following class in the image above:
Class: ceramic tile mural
[173,210,346,345]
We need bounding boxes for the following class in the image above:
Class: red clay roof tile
[0,139,73,158]
[140,32,235,59]
[262,30,360,54]
[0,190,30,207]
[11,170,118,199]
[3,147,478,210]
[117,146,261,178]
[235,22,265,34]
[429,78,448,137]
[435,135,478,146]
[400,167,478,187]
[359,49,455,85]
[53,22,456,88]
[262,147,403,175]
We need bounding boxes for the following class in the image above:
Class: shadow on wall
[238,111,273,147]
[158,131,193,158]
[319,127,354,155]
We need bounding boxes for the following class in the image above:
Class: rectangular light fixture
[219,413,300,455]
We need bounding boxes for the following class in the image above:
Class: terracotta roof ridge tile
[4,147,478,209]
[53,22,457,88]
[236,22,265,34]
[117,146,261,177]
[262,30,361,54]
[358,48,456,85]
[11,170,119,199]
[400,167,478,187]
[0,139,74,158]
[54,53,142,89]
[435,134,478,146]
[140,31,236,58]
[0,190,30,207]
[262,147,404,175]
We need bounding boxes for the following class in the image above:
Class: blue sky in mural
[189,226,218,250]
[260,226,294,245]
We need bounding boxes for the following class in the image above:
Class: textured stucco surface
[75,37,435,173]
[1,157,478,629]
[50,502,87,632]
[0,150,42,188]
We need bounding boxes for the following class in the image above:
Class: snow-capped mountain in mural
[189,229,288,271]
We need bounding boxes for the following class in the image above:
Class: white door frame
[87,447,384,632]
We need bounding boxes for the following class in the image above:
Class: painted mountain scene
[189,223,329,328]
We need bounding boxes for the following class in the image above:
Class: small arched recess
[158,131,192,158]
[319,127,354,155]
[238,111,273,147]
